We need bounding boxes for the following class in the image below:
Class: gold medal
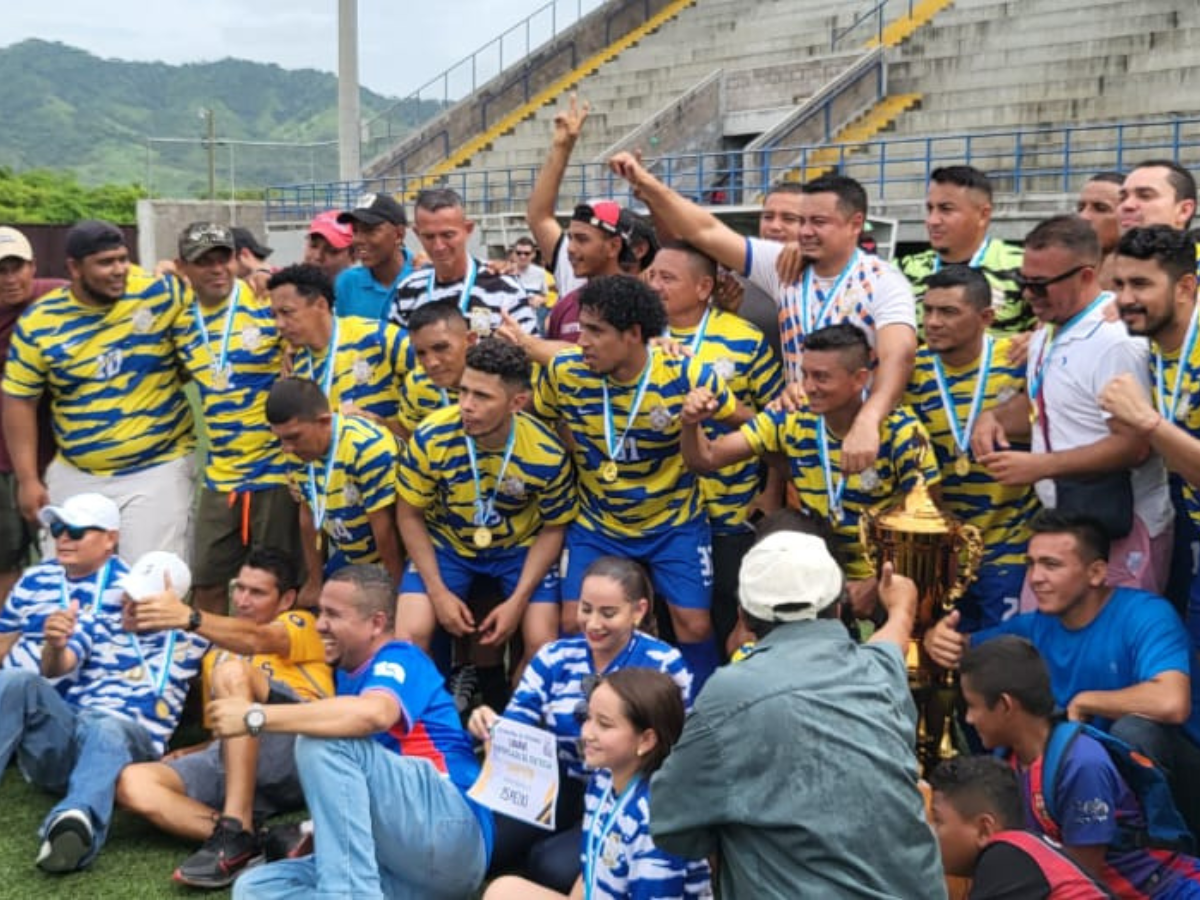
[954,454,971,477]
[600,461,619,483]
[211,367,230,390]
[155,698,170,720]
[473,526,493,549]
[314,532,324,554]
[126,665,144,682]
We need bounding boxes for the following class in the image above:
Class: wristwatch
[185,609,203,632]
[244,703,266,737]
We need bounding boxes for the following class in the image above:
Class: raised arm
[609,152,748,274]
[527,94,590,262]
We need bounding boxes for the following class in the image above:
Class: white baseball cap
[120,551,192,601]
[38,493,121,532]
[738,531,845,623]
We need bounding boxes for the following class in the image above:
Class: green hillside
[0,39,438,197]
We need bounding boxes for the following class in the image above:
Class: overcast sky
[2,0,592,98]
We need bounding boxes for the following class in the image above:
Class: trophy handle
[944,523,984,607]
[858,509,878,577]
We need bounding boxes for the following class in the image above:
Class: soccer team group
[4,97,1200,898]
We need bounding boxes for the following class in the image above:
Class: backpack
[1031,720,1194,854]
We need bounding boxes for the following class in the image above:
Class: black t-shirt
[969,836,1111,900]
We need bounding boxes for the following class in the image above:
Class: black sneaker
[36,809,93,873]
[447,664,481,717]
[173,815,263,888]
[261,820,314,862]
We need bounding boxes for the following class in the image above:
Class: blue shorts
[958,562,1026,633]
[399,543,560,604]
[562,517,713,610]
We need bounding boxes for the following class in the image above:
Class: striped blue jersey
[2,271,194,474]
[669,308,783,534]
[534,347,737,538]
[0,556,128,687]
[741,406,941,579]
[397,370,457,435]
[171,279,288,492]
[396,406,577,556]
[582,770,713,900]
[283,415,401,565]
[504,632,692,781]
[65,614,209,755]
[291,316,413,423]
[904,339,1037,568]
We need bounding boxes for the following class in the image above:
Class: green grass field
[0,771,232,900]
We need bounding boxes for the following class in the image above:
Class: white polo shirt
[1026,296,1172,536]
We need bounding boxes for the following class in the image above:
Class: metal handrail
[362,0,606,156]
[267,117,1200,222]
[831,0,914,49]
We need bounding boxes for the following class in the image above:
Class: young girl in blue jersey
[484,667,712,900]
[468,556,693,891]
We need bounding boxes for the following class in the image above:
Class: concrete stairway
[445,0,905,205]
[852,0,1200,208]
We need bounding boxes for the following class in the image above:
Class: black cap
[338,192,407,227]
[65,220,126,261]
[231,226,273,259]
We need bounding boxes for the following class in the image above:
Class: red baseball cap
[308,211,354,250]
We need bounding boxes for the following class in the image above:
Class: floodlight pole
[338,0,362,181]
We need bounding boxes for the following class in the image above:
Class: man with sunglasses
[0,493,126,683]
[972,214,1172,594]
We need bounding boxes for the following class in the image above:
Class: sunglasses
[513,249,534,257]
[572,674,601,725]
[49,522,102,540]
[1015,264,1089,299]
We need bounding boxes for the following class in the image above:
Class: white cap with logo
[120,551,192,602]
[38,493,121,532]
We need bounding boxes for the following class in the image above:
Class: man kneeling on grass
[117,547,332,889]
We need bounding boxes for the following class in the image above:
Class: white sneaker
[36,809,93,873]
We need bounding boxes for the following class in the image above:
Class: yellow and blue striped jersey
[2,271,193,475]
[283,415,400,565]
[171,279,288,492]
[397,370,457,435]
[397,406,577,556]
[669,308,784,534]
[534,346,737,538]
[291,316,412,424]
[741,406,940,578]
[1154,331,1200,529]
[904,338,1038,568]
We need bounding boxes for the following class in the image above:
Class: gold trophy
[859,472,983,772]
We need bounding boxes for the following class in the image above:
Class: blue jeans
[0,669,156,866]
[233,735,487,900]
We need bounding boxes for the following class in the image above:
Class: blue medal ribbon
[463,417,518,530]
[1029,292,1112,401]
[931,334,994,461]
[601,358,654,465]
[60,557,116,612]
[1155,309,1200,424]
[933,237,990,272]
[300,317,341,398]
[306,414,342,534]
[193,282,241,382]
[801,250,860,334]
[816,416,846,523]
[584,774,643,900]
[426,257,479,314]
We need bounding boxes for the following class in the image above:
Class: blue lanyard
[60,558,116,612]
[306,414,342,532]
[301,317,340,398]
[931,334,994,457]
[816,416,845,523]
[192,282,241,376]
[667,306,712,354]
[463,418,518,528]
[426,258,479,314]
[584,775,643,900]
[128,629,178,701]
[1155,309,1200,424]
[801,250,859,333]
[601,358,654,462]
[1029,292,1111,401]
[933,237,990,271]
